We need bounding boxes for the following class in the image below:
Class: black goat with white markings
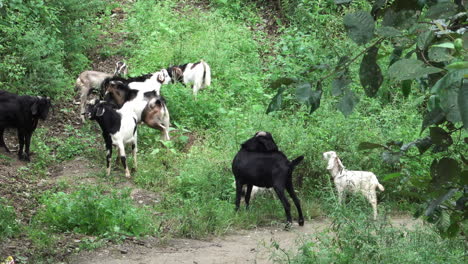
[86,99,138,178]
[0,90,51,161]
[232,131,305,227]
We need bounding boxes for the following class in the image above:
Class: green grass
[0,199,20,240]
[35,186,157,238]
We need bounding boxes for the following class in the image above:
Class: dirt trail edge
[68,216,421,264]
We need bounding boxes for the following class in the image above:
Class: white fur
[170,60,211,95]
[323,151,384,220]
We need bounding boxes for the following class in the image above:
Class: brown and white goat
[75,61,127,122]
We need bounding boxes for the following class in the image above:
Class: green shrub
[36,187,156,238]
[0,199,20,239]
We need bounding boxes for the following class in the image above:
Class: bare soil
[68,216,422,264]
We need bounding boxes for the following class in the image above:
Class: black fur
[0,90,51,161]
[232,132,304,226]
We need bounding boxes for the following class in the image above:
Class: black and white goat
[86,99,138,178]
[102,78,171,141]
[232,131,305,227]
[75,61,127,122]
[166,60,211,95]
[0,90,51,161]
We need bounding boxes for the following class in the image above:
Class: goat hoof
[298,219,304,226]
[18,154,30,162]
[284,222,292,230]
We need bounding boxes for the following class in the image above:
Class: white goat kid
[322,151,384,220]
[167,60,211,95]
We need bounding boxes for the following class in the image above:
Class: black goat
[0,90,51,161]
[232,131,305,227]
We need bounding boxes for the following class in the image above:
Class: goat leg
[235,181,243,211]
[17,130,27,161]
[273,186,292,228]
[286,182,304,226]
[104,135,112,176]
[23,131,32,162]
[244,184,253,209]
[117,142,130,178]
[131,142,137,173]
[0,128,10,153]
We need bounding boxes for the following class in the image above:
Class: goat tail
[377,183,385,192]
[290,155,304,169]
[201,60,211,87]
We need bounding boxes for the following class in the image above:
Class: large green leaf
[309,89,322,114]
[431,158,461,187]
[401,80,412,97]
[417,30,434,50]
[332,71,351,96]
[360,46,383,97]
[334,0,353,4]
[382,9,417,30]
[358,142,385,150]
[431,69,468,93]
[266,86,285,114]
[426,2,457,19]
[421,106,445,134]
[388,59,442,81]
[343,11,375,45]
[428,47,453,62]
[295,82,313,104]
[375,26,402,38]
[338,90,359,116]
[430,127,453,148]
[458,78,468,131]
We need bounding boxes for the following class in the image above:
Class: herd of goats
[0,60,385,226]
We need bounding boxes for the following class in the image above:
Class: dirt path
[68,216,421,264]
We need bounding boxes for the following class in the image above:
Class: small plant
[0,199,19,240]
[35,186,157,239]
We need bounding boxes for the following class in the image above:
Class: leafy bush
[36,187,156,238]
[0,0,106,97]
[0,199,19,240]
[271,208,464,263]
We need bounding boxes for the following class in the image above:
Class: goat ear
[96,106,105,117]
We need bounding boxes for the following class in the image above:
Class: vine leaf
[332,70,351,96]
[458,78,468,131]
[343,11,375,45]
[358,142,385,150]
[266,86,286,114]
[402,80,412,97]
[359,46,383,97]
[421,106,445,134]
[429,127,453,148]
[338,90,359,116]
[388,59,442,81]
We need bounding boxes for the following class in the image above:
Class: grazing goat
[0,91,51,161]
[232,131,305,227]
[75,61,127,122]
[86,99,138,178]
[166,60,211,95]
[322,151,385,220]
[102,79,171,141]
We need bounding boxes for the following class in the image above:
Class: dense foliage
[0,0,109,97]
[0,0,466,262]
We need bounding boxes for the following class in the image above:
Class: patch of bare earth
[67,216,422,264]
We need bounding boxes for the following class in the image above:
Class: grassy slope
[1,0,465,262]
